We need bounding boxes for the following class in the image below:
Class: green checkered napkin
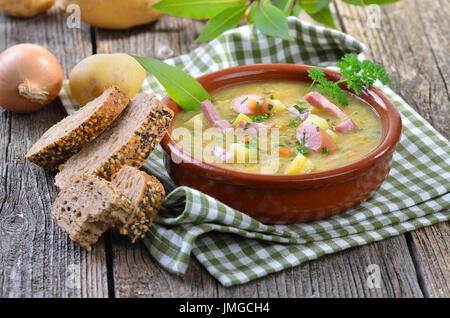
[60,17,450,287]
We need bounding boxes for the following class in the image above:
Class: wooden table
[0,0,448,298]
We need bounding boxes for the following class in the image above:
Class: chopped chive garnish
[268,104,274,111]
[293,105,308,114]
[295,146,309,156]
[270,95,275,100]
[322,147,329,155]
[240,97,248,104]
[250,113,271,122]
[288,118,301,127]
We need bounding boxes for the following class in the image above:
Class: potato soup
[172,81,382,175]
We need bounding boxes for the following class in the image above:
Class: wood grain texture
[334,0,450,298]
[0,7,109,297]
[94,14,430,298]
[0,0,447,298]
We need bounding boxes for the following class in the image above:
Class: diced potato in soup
[172,81,382,174]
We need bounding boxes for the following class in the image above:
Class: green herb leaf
[254,2,293,41]
[195,5,247,42]
[336,53,392,94]
[246,2,257,23]
[131,55,210,111]
[273,0,294,16]
[342,0,399,5]
[291,3,303,16]
[151,0,246,20]
[322,147,329,155]
[251,113,271,122]
[295,145,310,156]
[298,0,332,14]
[288,118,301,127]
[306,4,336,29]
[307,54,391,106]
[293,104,308,113]
[308,67,349,105]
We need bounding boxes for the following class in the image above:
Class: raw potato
[0,0,54,17]
[69,53,146,106]
[65,0,164,30]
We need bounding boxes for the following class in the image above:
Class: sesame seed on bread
[54,94,174,190]
[26,86,130,168]
[51,174,135,251]
[111,166,165,243]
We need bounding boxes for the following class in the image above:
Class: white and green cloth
[60,17,450,287]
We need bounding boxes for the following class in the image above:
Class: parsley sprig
[307,54,392,106]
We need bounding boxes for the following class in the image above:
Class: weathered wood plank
[334,0,449,138]
[217,236,423,298]
[334,0,450,298]
[95,14,425,298]
[0,6,109,297]
[406,223,450,298]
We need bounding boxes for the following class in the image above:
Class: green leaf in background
[131,55,210,111]
[298,0,332,14]
[196,5,247,42]
[246,3,257,23]
[306,4,337,29]
[292,3,303,16]
[342,0,399,5]
[273,0,295,16]
[152,0,247,20]
[254,2,293,40]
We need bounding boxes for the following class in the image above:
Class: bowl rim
[160,63,402,187]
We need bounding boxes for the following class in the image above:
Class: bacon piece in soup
[296,122,337,153]
[333,118,358,133]
[304,92,346,118]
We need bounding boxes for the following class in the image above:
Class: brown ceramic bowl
[160,64,402,224]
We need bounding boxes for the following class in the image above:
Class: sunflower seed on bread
[51,174,135,251]
[54,94,174,190]
[111,166,165,243]
[26,86,130,168]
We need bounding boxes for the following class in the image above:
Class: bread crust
[51,174,135,251]
[54,94,173,189]
[111,166,165,242]
[26,86,130,168]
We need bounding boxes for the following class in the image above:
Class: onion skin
[0,43,63,113]
[0,0,55,18]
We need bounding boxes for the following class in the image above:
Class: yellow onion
[0,43,63,113]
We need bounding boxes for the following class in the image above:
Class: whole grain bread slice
[111,166,165,242]
[54,94,173,190]
[26,86,130,168]
[51,174,135,251]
